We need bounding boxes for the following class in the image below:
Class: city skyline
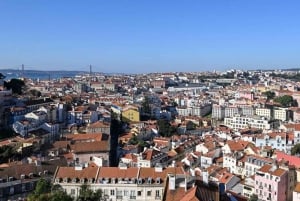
[1,0,300,73]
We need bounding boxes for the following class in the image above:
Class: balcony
[130,196,136,200]
[155,196,161,200]
[259,185,263,189]
[116,196,123,199]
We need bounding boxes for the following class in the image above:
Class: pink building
[255,164,288,201]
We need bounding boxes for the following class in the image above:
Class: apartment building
[177,104,211,117]
[255,164,288,201]
[224,115,271,130]
[53,166,187,201]
[244,155,273,177]
[212,104,225,120]
[274,108,288,122]
[256,108,272,120]
[255,132,287,152]
[225,106,239,118]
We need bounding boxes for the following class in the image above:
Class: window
[155,190,160,198]
[124,190,129,196]
[137,191,142,196]
[110,190,115,196]
[147,191,151,196]
[71,189,75,195]
[156,178,161,184]
[138,178,143,184]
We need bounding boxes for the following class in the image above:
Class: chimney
[155,163,163,172]
[202,170,209,185]
[168,174,176,190]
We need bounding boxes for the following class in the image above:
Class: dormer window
[29,173,33,178]
[80,178,85,183]
[156,178,161,184]
[72,178,77,183]
[131,178,136,183]
[118,178,123,183]
[55,178,60,183]
[63,178,68,183]
[147,177,152,184]
[9,177,13,182]
[111,178,115,184]
[20,174,25,179]
[138,178,143,184]
[44,170,48,175]
[88,178,93,183]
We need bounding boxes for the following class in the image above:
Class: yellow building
[122,107,140,122]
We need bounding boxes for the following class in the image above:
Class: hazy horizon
[1,0,300,73]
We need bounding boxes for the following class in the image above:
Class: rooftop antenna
[21,64,24,79]
[89,64,92,77]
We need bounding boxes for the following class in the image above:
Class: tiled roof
[98,167,139,179]
[294,182,300,193]
[258,164,287,177]
[56,166,98,179]
[71,141,109,153]
[0,158,67,181]
[276,151,300,168]
[87,121,110,128]
[65,133,105,142]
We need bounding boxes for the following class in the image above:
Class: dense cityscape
[1,69,300,201]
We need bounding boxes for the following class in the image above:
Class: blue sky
[0,0,300,73]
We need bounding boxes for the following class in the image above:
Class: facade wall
[58,182,164,201]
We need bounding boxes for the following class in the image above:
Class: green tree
[262,91,275,100]
[0,145,20,163]
[27,178,51,201]
[4,78,25,94]
[128,135,138,145]
[186,121,196,130]
[29,89,42,97]
[274,95,294,107]
[291,143,300,155]
[33,178,51,195]
[248,194,258,201]
[157,119,171,137]
[141,96,151,115]
[77,184,103,201]
[50,190,73,201]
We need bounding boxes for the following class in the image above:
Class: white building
[274,108,288,122]
[244,155,273,177]
[53,166,187,201]
[212,104,225,120]
[224,115,271,131]
[255,132,287,152]
[255,108,272,120]
[225,107,239,118]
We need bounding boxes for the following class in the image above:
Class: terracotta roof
[98,167,139,179]
[56,166,98,179]
[226,140,249,151]
[87,121,110,128]
[65,133,105,142]
[71,141,109,153]
[294,182,300,193]
[276,151,300,168]
[258,164,287,177]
